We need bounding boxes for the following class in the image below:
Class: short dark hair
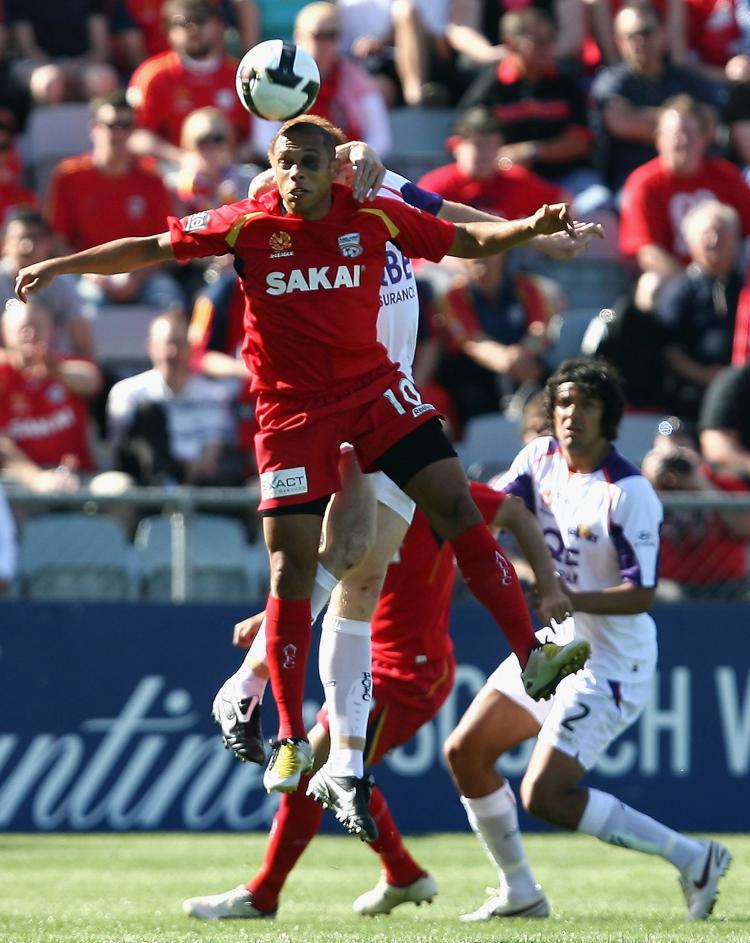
[453,106,504,139]
[89,88,131,118]
[163,0,221,27]
[269,114,346,162]
[544,357,625,442]
[3,207,47,231]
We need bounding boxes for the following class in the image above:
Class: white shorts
[487,622,652,770]
[370,470,416,525]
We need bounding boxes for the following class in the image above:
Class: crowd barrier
[0,601,748,833]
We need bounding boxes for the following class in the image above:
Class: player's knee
[444,726,482,777]
[268,550,318,596]
[325,528,373,576]
[520,772,557,822]
[424,484,480,538]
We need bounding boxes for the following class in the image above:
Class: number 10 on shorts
[383,378,434,418]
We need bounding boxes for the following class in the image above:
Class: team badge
[269,231,293,258]
[185,211,210,232]
[338,232,363,258]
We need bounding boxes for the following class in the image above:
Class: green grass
[0,833,747,943]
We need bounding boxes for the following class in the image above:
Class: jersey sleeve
[469,480,506,523]
[609,478,663,587]
[490,438,554,513]
[168,202,258,261]
[363,197,455,262]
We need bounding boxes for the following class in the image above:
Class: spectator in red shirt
[642,439,750,600]
[0,111,38,226]
[0,298,100,492]
[127,0,251,165]
[171,106,259,215]
[46,90,184,313]
[619,94,750,310]
[418,107,567,223]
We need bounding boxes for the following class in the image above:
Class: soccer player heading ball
[15,114,591,834]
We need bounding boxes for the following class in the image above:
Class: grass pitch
[1,832,747,943]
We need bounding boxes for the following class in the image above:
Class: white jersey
[494,436,664,681]
[375,170,443,380]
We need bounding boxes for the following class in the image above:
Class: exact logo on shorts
[260,466,309,500]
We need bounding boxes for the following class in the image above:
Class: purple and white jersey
[493,436,663,681]
[375,170,443,379]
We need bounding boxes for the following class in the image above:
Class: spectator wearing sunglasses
[45,90,184,313]
[253,2,391,158]
[171,106,260,215]
[127,0,251,165]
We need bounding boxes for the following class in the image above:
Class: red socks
[368,786,425,887]
[246,775,323,912]
[450,523,536,667]
[265,594,312,740]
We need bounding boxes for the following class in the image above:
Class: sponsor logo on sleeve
[260,466,309,500]
[338,232,363,258]
[185,211,210,232]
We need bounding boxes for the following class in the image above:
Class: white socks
[461,783,539,900]
[227,562,338,701]
[318,612,372,778]
[578,788,704,872]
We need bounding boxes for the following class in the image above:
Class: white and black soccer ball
[235,40,321,121]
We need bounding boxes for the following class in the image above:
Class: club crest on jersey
[338,232,363,258]
[269,231,293,258]
[184,211,210,232]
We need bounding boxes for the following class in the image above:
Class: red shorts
[316,654,455,765]
[254,367,438,511]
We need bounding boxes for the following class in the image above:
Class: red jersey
[659,467,749,583]
[418,162,564,221]
[0,180,38,224]
[168,185,455,396]
[372,482,506,667]
[0,359,95,470]
[619,157,750,263]
[46,154,173,251]
[128,50,250,147]
[686,0,742,67]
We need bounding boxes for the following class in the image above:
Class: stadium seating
[457,412,524,472]
[19,103,92,198]
[87,304,157,377]
[615,413,660,466]
[17,512,139,601]
[134,513,255,601]
[386,107,454,180]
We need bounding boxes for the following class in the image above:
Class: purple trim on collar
[600,447,641,483]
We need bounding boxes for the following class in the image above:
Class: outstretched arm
[439,199,604,259]
[15,233,175,301]
[448,203,577,258]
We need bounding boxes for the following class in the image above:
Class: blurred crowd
[2,0,750,599]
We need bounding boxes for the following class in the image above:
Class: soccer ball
[235,40,321,121]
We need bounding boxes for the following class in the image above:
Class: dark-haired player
[445,358,731,923]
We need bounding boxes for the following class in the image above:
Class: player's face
[271,133,338,219]
[552,382,606,458]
